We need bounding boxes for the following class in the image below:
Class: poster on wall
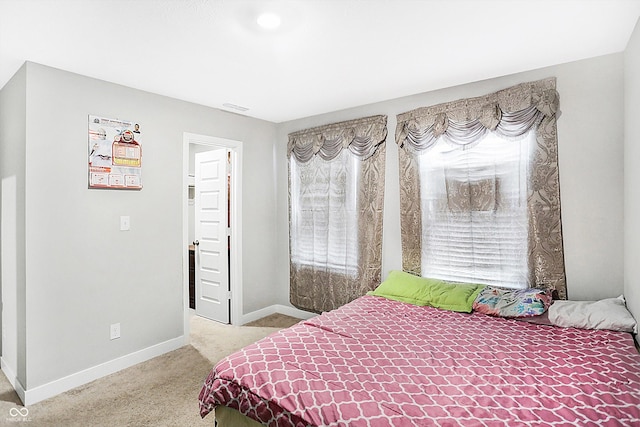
[88,115,142,190]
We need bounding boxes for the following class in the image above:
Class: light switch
[120,216,130,231]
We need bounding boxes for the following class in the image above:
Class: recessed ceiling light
[257,12,281,30]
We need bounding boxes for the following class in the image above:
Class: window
[289,150,360,276]
[395,79,567,298]
[288,115,388,313]
[419,131,534,288]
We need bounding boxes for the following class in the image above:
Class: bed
[198,293,640,426]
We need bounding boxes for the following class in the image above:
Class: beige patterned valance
[397,78,559,152]
[288,115,388,162]
[396,78,567,299]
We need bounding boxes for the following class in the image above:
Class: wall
[16,62,278,393]
[275,53,625,309]
[0,47,632,400]
[0,64,27,390]
[625,18,640,327]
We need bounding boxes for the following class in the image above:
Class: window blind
[419,131,534,288]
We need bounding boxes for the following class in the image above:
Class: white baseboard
[1,357,26,404]
[20,335,184,406]
[241,304,316,325]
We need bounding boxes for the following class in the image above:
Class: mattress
[199,295,640,426]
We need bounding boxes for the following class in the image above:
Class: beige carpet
[0,313,303,426]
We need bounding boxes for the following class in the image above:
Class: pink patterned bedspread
[198,295,640,426]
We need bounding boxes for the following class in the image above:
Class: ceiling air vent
[222,103,249,112]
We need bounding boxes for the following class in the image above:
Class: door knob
[193,240,199,246]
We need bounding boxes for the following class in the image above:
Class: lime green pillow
[367,270,484,313]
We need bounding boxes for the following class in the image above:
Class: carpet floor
[0,313,303,426]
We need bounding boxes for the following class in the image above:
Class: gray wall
[0,63,27,387]
[275,53,626,309]
[625,19,640,327]
[0,46,634,394]
[11,62,278,389]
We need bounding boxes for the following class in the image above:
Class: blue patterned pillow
[473,286,552,318]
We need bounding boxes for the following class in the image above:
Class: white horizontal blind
[290,150,359,276]
[418,131,534,288]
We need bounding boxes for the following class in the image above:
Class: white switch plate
[120,216,130,231]
[110,323,121,340]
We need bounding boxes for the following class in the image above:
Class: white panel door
[194,149,229,323]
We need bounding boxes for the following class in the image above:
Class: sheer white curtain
[419,130,535,288]
[290,150,360,276]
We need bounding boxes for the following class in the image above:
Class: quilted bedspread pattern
[199,295,640,426]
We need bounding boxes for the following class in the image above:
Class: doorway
[182,133,243,341]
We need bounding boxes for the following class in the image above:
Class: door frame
[182,132,243,341]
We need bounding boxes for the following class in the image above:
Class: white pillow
[548,295,638,333]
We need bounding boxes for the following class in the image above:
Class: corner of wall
[624,17,640,327]
[0,61,28,393]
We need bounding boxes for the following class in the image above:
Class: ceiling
[1,0,639,123]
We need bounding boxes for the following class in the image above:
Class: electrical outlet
[110,323,121,340]
[120,216,130,231]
